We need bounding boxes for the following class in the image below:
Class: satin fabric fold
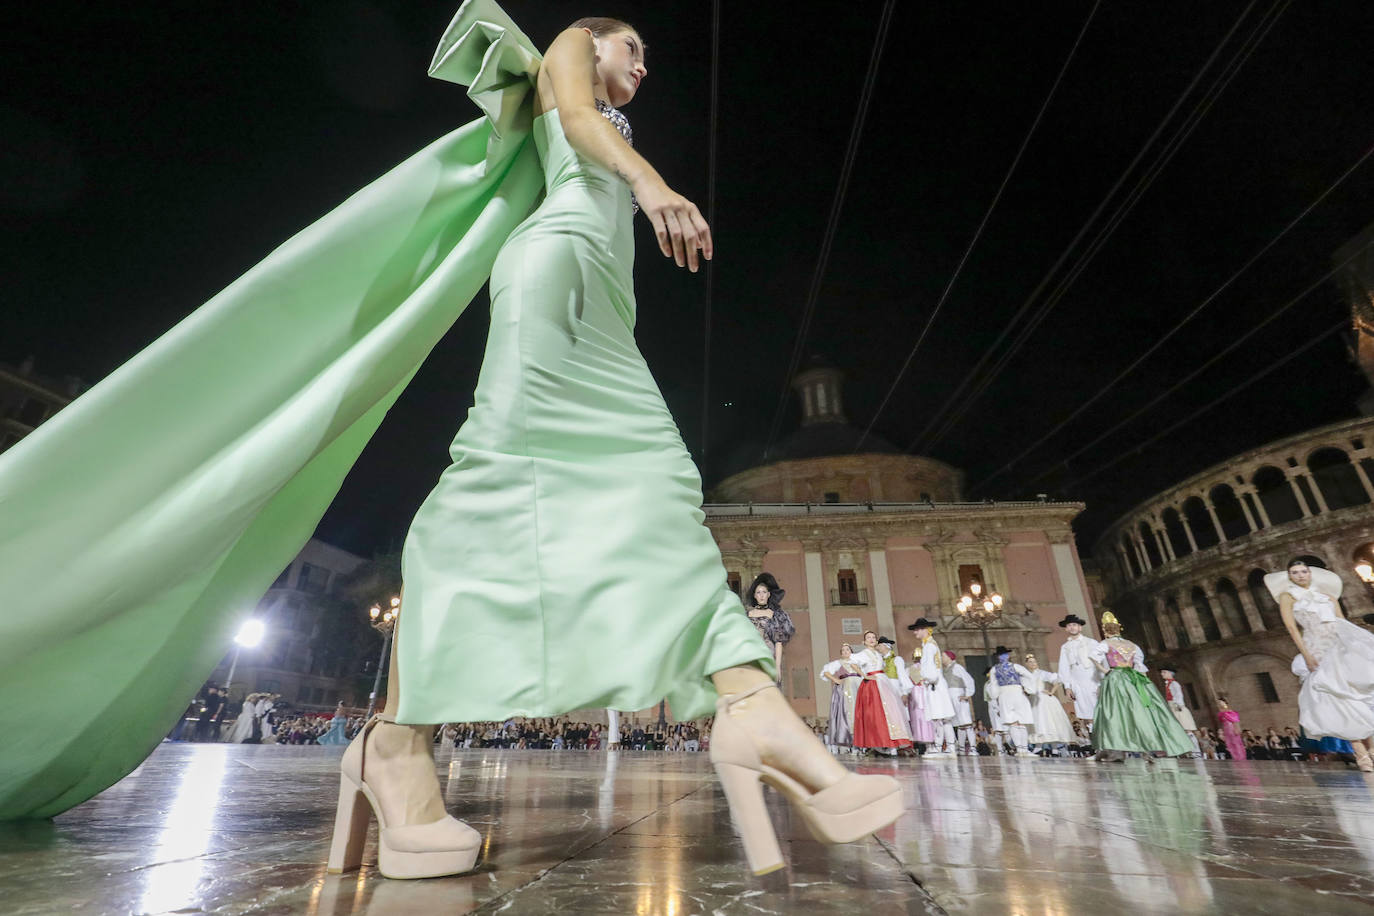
[0,0,543,819]
[1092,668,1194,756]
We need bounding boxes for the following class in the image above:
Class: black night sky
[4,1,1372,558]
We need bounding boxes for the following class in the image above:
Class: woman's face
[753,584,770,605]
[592,29,647,107]
[1026,656,1038,670]
[1287,563,1312,588]
[864,631,877,648]
[840,644,851,658]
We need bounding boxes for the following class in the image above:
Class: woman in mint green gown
[1,0,900,878]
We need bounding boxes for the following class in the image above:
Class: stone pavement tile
[915,865,1374,916]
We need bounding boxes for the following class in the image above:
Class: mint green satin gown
[397,105,771,723]
[0,0,768,820]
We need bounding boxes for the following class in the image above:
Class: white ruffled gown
[1288,584,1374,741]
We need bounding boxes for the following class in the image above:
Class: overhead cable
[917,0,1291,455]
[698,0,721,478]
[968,136,1374,494]
[1003,237,1373,492]
[760,0,897,459]
[1061,319,1349,489]
[904,0,1276,455]
[852,0,1103,453]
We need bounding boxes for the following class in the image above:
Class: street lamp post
[224,618,266,692]
[365,596,401,721]
[954,581,1005,666]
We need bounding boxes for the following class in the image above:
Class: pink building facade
[706,501,1098,719]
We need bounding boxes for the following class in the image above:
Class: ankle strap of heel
[719,682,776,710]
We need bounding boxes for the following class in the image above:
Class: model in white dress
[225,693,259,744]
[1270,562,1374,771]
[908,623,957,757]
[1022,654,1075,751]
[1055,615,1102,725]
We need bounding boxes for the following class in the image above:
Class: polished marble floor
[3,746,1373,915]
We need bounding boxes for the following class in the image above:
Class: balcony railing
[831,588,868,606]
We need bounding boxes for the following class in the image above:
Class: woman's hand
[634,177,713,272]
[1303,652,1318,673]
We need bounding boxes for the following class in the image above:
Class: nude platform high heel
[710,683,904,875]
[326,715,482,879]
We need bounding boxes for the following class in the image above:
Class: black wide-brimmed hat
[877,636,895,645]
[993,645,1012,657]
[1058,614,1088,628]
[907,617,939,631]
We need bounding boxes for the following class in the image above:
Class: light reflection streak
[137,747,229,914]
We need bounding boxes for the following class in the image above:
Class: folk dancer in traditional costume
[989,647,1034,756]
[1268,559,1374,772]
[820,644,863,751]
[1158,668,1201,757]
[852,631,914,754]
[1056,614,1102,730]
[1089,612,1193,762]
[943,651,977,755]
[907,618,957,757]
[983,669,1006,755]
[1022,654,1075,755]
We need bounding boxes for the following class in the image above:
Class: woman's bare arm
[538,28,712,271]
[1278,593,1316,669]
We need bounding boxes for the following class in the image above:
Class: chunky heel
[714,762,784,876]
[710,682,905,874]
[324,715,483,879]
[326,775,370,874]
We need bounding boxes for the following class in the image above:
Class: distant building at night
[1088,227,1374,736]
[0,357,85,453]
[206,538,373,711]
[1092,416,1374,735]
[702,361,1101,723]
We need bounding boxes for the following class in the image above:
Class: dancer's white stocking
[1009,724,1029,754]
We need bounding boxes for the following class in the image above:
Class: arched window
[1308,448,1371,511]
[1209,485,1250,540]
[1190,586,1221,642]
[1253,466,1303,525]
[1247,568,1282,630]
[1182,496,1220,550]
[1162,507,1191,558]
[1139,521,1163,568]
[1164,596,1191,648]
[1215,578,1249,636]
[1120,535,1141,578]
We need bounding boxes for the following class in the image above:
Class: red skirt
[853,679,913,748]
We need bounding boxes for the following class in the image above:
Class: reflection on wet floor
[2,745,1372,914]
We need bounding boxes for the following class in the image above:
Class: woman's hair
[864,630,877,639]
[570,17,637,38]
[1217,694,1228,703]
[1286,557,1309,570]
